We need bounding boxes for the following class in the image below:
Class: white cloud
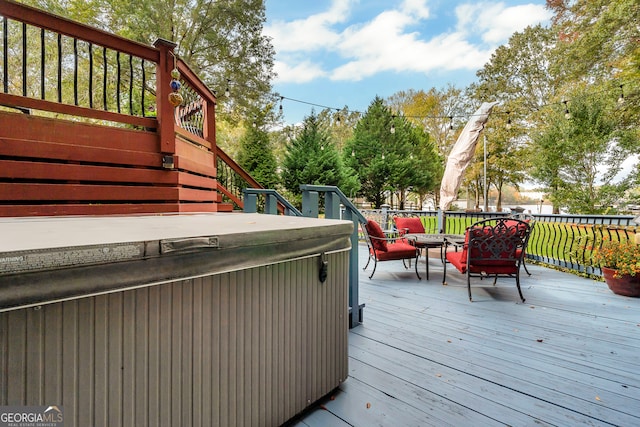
[273,59,327,84]
[264,0,355,52]
[456,2,553,44]
[267,1,552,84]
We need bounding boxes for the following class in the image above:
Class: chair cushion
[365,219,388,252]
[447,250,518,274]
[376,241,417,261]
[394,217,425,234]
[453,223,521,269]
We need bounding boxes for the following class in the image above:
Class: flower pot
[601,266,640,297]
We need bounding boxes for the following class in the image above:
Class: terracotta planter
[601,266,640,297]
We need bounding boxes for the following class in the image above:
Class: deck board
[297,244,640,426]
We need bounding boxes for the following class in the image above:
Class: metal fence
[360,207,639,278]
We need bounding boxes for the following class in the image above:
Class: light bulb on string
[279,96,284,114]
[390,115,396,134]
[224,79,231,97]
[449,116,454,130]
[563,100,571,120]
[618,85,624,104]
[506,112,512,130]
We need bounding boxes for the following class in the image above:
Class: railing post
[265,194,278,215]
[302,190,319,218]
[153,39,178,156]
[325,192,341,219]
[243,193,258,213]
[343,209,362,328]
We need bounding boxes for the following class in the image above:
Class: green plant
[592,239,640,278]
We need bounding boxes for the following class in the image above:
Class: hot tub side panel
[0,251,349,427]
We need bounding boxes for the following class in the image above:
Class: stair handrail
[243,188,302,216]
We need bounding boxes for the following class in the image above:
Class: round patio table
[405,233,465,280]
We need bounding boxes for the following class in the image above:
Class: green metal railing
[361,207,639,277]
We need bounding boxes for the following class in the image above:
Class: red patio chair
[363,219,421,279]
[442,217,531,302]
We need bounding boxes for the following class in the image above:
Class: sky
[263,0,553,125]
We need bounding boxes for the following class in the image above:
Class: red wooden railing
[0,0,259,216]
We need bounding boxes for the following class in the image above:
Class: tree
[529,91,629,213]
[387,86,466,157]
[343,97,438,209]
[547,0,640,190]
[469,25,562,208]
[281,111,359,201]
[236,111,279,190]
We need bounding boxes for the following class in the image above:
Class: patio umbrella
[439,101,499,211]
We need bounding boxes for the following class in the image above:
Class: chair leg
[363,254,371,270]
[425,251,429,280]
[368,258,378,279]
[516,273,526,303]
[467,271,473,301]
[523,258,531,276]
[442,257,447,285]
[414,253,422,280]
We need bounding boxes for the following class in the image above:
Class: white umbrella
[439,101,499,211]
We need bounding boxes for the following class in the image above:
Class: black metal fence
[362,207,639,278]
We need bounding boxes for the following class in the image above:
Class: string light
[390,115,396,134]
[618,84,624,104]
[216,79,630,127]
[563,100,571,120]
[224,79,231,97]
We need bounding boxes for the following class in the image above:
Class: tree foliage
[529,91,629,213]
[22,0,276,122]
[281,111,359,200]
[343,97,439,209]
[236,111,279,190]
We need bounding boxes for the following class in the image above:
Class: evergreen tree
[236,114,278,190]
[281,111,359,197]
[344,97,436,208]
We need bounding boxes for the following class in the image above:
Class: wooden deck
[292,244,640,427]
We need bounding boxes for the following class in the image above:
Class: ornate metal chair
[442,217,531,302]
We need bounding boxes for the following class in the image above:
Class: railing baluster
[73,37,78,105]
[57,33,61,102]
[22,22,26,96]
[116,51,121,113]
[40,27,44,99]
[128,54,133,115]
[102,47,107,110]
[141,59,145,116]
[2,17,7,93]
[88,42,93,108]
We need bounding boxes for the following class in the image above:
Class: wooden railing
[0,0,271,216]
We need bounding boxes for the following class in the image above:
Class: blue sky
[264,0,553,125]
